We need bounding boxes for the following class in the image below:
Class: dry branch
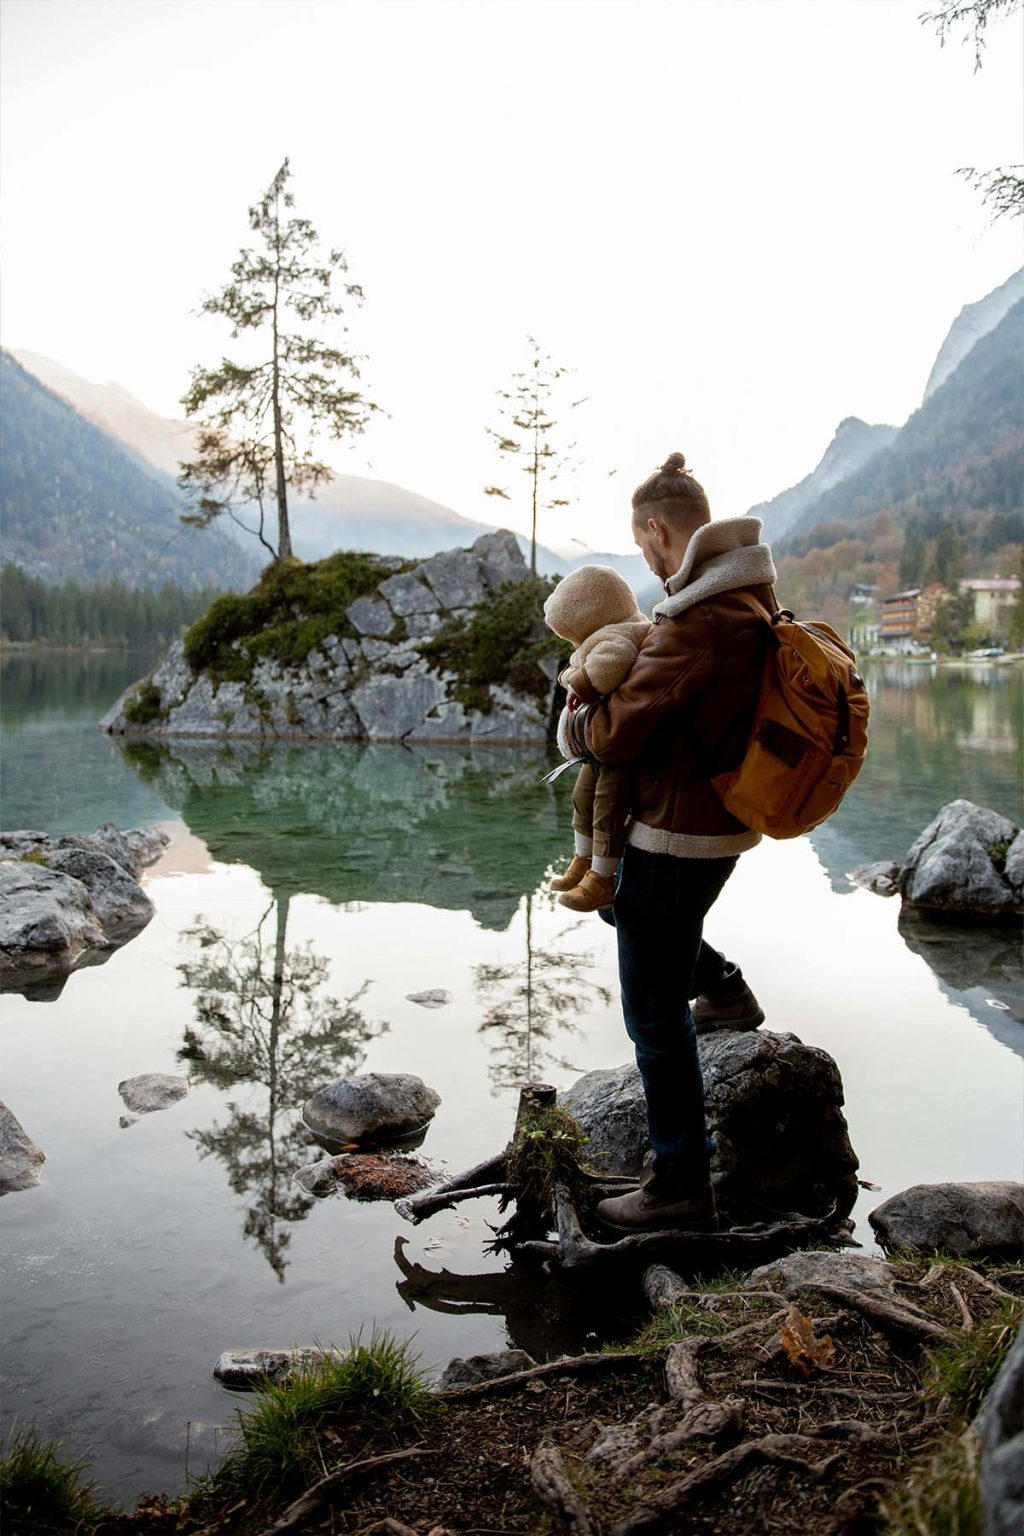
[264,1448,433,1534]
[793,1283,954,1346]
[395,1156,507,1223]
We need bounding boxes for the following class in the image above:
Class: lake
[1,650,1021,1502]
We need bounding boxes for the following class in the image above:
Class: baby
[543,565,651,912]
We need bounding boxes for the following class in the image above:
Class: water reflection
[176,897,380,1280]
[120,739,571,930]
[475,895,612,1092]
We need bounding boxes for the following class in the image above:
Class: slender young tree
[178,158,379,562]
[484,336,581,576]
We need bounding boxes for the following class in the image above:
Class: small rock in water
[293,1152,436,1201]
[848,861,901,896]
[303,1072,441,1145]
[0,1101,46,1195]
[118,1113,139,1130]
[214,1346,347,1390]
[405,989,452,1008]
[117,1074,189,1115]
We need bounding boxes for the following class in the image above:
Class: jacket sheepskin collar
[652,517,777,621]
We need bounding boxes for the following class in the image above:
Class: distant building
[958,577,1021,639]
[848,583,879,607]
[879,589,921,652]
[915,583,953,642]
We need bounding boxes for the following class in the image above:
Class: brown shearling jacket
[566,518,777,859]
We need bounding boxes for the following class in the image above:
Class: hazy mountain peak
[748,416,897,541]
[922,265,1024,403]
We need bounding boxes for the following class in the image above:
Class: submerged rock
[561,1030,859,1222]
[303,1072,442,1147]
[214,1346,348,1390]
[117,1074,190,1116]
[848,860,900,896]
[406,989,453,1009]
[437,1349,537,1390]
[293,1151,436,1200]
[0,1101,46,1195]
[869,1181,1024,1260]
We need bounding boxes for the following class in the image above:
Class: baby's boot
[559,870,615,912]
[550,854,591,892]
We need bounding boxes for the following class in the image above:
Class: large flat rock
[0,1101,46,1195]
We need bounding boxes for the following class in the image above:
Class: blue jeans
[601,845,738,1190]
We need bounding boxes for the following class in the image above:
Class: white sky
[2,0,1021,554]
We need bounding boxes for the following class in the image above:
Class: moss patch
[182,552,410,686]
[420,576,569,709]
[122,680,164,726]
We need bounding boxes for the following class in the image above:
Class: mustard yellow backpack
[712,593,870,839]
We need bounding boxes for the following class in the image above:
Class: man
[565,451,776,1231]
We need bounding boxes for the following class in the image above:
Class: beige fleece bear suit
[543,566,651,905]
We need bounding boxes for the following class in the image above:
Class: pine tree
[179,159,379,562]
[484,337,581,576]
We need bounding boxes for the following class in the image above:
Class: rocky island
[100,531,567,745]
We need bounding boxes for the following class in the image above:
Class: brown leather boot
[550,854,591,892]
[596,1179,718,1233]
[558,870,615,912]
[691,978,765,1033]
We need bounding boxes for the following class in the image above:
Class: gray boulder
[117,1074,190,1115]
[437,1348,536,1390]
[350,673,449,740]
[377,572,440,616]
[53,820,168,879]
[749,1250,896,1296]
[0,860,109,984]
[0,1101,46,1195]
[346,597,395,637]
[561,1030,859,1221]
[415,547,488,610]
[869,1181,1024,1260]
[899,800,1021,922]
[474,529,531,591]
[1004,831,1024,896]
[303,1072,441,1146]
[978,1315,1024,1536]
[46,847,153,937]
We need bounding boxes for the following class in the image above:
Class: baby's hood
[543,564,646,645]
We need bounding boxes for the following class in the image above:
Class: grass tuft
[420,576,568,709]
[880,1430,983,1536]
[924,1299,1021,1419]
[123,679,164,726]
[0,1424,109,1534]
[222,1331,437,1502]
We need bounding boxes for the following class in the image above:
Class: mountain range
[6,348,649,594]
[4,264,1021,601]
[747,268,1023,579]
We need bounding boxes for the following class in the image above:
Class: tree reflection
[177,895,381,1280]
[474,894,612,1093]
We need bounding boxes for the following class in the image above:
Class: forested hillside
[774,300,1023,627]
[0,353,258,591]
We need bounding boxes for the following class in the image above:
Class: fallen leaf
[858,1179,882,1191]
[780,1302,836,1378]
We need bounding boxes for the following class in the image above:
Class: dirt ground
[96,1256,1021,1536]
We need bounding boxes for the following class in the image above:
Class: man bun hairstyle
[632,451,711,525]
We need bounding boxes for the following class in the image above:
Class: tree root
[792,1283,954,1346]
[737,1377,915,1404]
[663,1306,790,1403]
[614,1397,746,1480]
[611,1433,840,1535]
[436,1350,645,1401]
[530,1444,596,1536]
[643,1263,783,1312]
[264,1448,434,1535]
[395,1156,507,1223]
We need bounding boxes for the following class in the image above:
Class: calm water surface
[1,651,1021,1500]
